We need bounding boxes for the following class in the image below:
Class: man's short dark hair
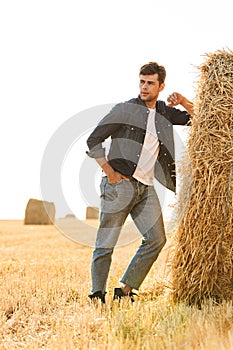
[139,62,166,85]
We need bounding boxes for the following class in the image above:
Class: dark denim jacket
[86,96,190,192]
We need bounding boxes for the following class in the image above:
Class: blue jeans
[91,176,166,293]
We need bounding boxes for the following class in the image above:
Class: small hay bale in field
[24,198,55,224]
[172,49,233,304]
[86,206,99,219]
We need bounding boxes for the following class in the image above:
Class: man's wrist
[179,95,185,106]
[101,162,115,177]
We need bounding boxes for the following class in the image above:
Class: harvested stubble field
[0,220,233,350]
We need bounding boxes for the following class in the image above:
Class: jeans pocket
[100,178,135,214]
[100,177,108,199]
[99,176,116,201]
[115,179,124,185]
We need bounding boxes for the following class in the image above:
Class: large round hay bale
[172,49,233,304]
[24,198,55,225]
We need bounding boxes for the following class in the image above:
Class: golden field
[0,220,233,350]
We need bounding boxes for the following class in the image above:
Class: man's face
[139,74,165,107]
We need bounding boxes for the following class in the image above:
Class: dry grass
[0,220,233,349]
[172,49,233,304]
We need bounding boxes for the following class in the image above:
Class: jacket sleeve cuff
[86,147,105,159]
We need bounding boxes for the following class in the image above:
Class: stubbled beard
[140,93,158,102]
[140,94,152,101]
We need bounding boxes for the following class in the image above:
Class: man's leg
[90,177,135,296]
[91,212,127,294]
[120,184,166,290]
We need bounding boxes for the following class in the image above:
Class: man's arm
[87,135,129,184]
[86,103,129,184]
[167,92,194,116]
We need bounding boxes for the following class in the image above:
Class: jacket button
[164,153,167,156]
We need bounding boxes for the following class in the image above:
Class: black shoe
[88,291,106,304]
[113,287,138,302]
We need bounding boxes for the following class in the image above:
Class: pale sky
[1,0,232,219]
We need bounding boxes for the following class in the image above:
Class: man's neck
[145,100,156,109]
[138,95,157,109]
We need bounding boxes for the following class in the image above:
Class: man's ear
[159,83,165,92]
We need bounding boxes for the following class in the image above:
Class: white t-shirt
[133,108,160,185]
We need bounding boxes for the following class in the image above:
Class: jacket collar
[135,95,161,110]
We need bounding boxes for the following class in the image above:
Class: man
[86,62,193,303]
